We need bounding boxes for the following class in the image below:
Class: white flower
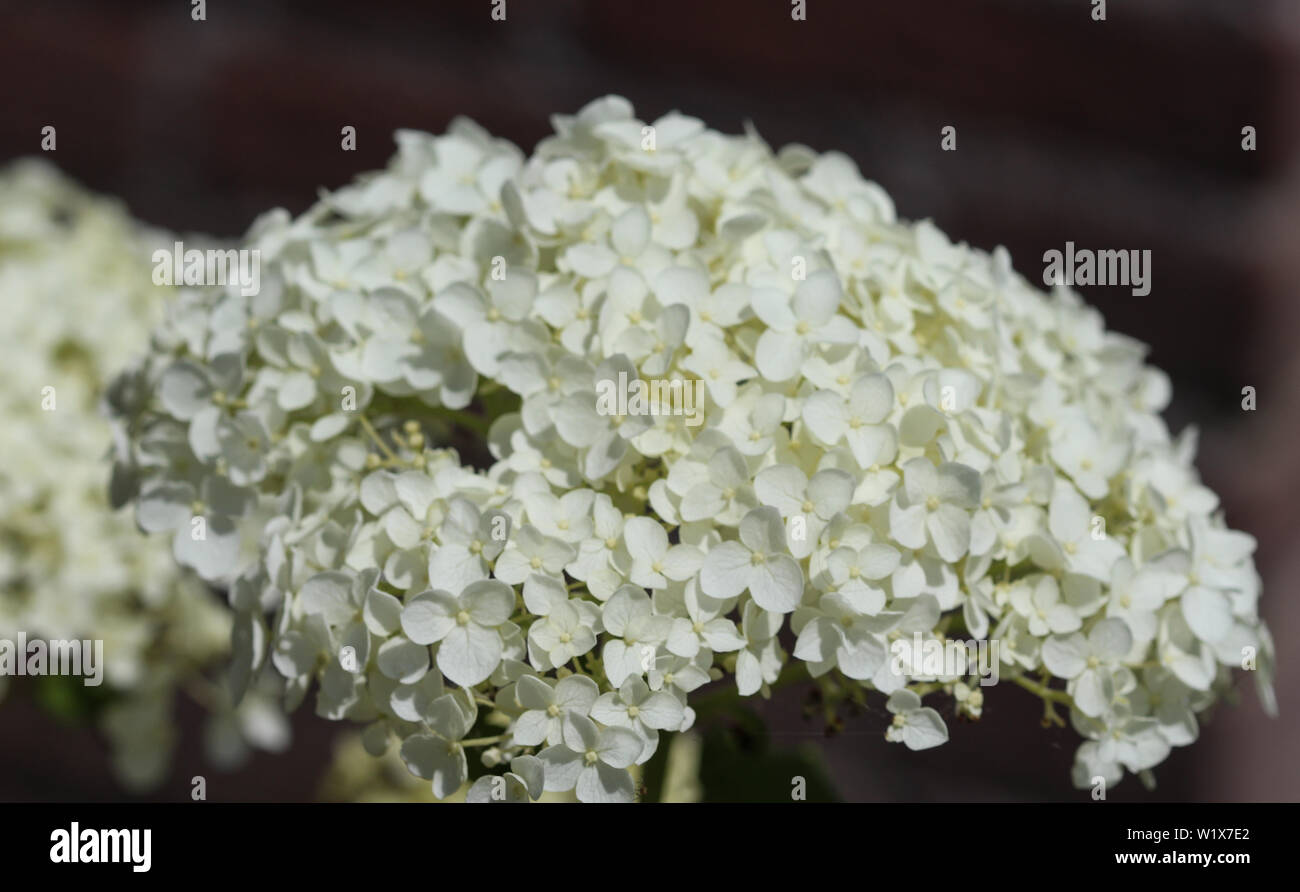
[537,714,642,803]
[493,525,576,586]
[418,125,521,215]
[751,272,858,381]
[649,650,713,699]
[512,674,600,747]
[679,446,757,526]
[716,387,786,457]
[1073,708,1170,777]
[590,676,685,762]
[753,464,854,559]
[700,506,805,613]
[1029,482,1124,581]
[565,493,632,600]
[681,336,753,408]
[793,592,887,681]
[600,585,672,687]
[524,488,594,544]
[400,691,479,799]
[1143,668,1200,747]
[427,497,511,595]
[623,516,703,590]
[552,355,653,480]
[433,276,541,379]
[1051,419,1127,500]
[466,755,545,803]
[802,374,897,468]
[824,541,900,615]
[1010,575,1083,638]
[1042,618,1134,717]
[735,601,784,696]
[884,689,948,751]
[888,459,980,561]
[401,580,515,686]
[524,574,598,670]
[665,582,745,658]
[136,475,254,583]
[1104,556,1179,654]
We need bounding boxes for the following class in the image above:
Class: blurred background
[1,0,1296,801]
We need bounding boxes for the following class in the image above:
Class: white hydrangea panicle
[105,97,1274,800]
[0,160,285,789]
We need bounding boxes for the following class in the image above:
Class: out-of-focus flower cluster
[107,97,1275,801]
[0,160,286,788]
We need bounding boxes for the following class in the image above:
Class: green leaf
[31,674,115,725]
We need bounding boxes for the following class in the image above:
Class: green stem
[1011,674,1073,705]
[357,414,399,462]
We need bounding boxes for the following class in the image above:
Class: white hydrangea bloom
[106,97,1275,800]
[0,160,285,788]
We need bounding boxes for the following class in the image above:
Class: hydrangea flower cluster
[0,160,286,788]
[107,97,1275,801]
